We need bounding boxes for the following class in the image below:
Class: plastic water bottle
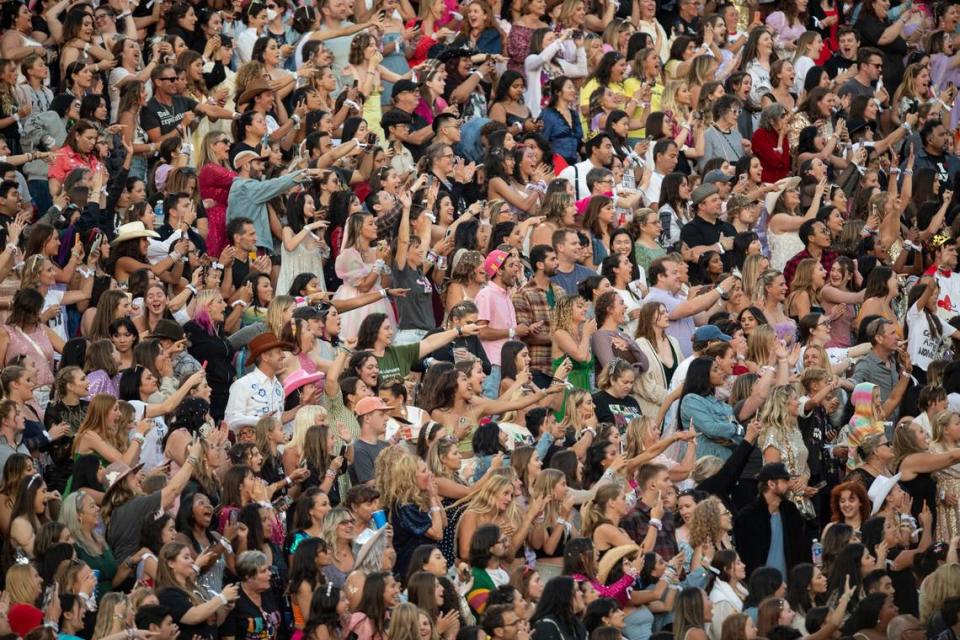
[154,199,165,228]
[811,539,823,566]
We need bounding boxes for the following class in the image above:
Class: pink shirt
[475,281,517,366]
[48,146,102,183]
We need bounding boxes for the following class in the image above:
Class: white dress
[277,233,327,297]
[767,228,805,272]
[333,247,395,340]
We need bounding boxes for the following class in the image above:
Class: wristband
[508,328,516,339]
[284,476,292,486]
[429,506,442,514]
[11,114,19,123]
[187,284,198,295]
[170,251,182,261]
[186,455,199,467]
[131,432,146,444]
[325,469,337,478]
[231,299,248,308]
[379,288,387,298]
[217,593,229,606]
[84,43,91,54]
[456,326,463,337]
[649,517,663,531]
[5,243,16,252]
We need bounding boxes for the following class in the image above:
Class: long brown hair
[73,395,118,455]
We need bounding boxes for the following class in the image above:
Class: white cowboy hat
[868,473,902,516]
[763,176,803,215]
[111,221,160,245]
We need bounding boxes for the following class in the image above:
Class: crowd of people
[2,0,960,639]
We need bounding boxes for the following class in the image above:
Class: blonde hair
[757,384,799,444]
[5,564,40,604]
[687,496,727,549]
[559,389,592,436]
[933,410,959,443]
[550,294,584,335]
[741,255,766,301]
[319,507,356,563]
[581,484,621,538]
[625,416,657,458]
[377,447,428,510]
[387,603,433,640]
[266,295,295,336]
[920,563,960,624]
[786,258,822,311]
[199,130,229,168]
[454,472,522,538]
[290,405,327,455]
[746,324,776,367]
[92,593,128,640]
[530,469,566,525]
[59,490,105,556]
[427,436,461,481]
[661,79,690,119]
[691,456,724,483]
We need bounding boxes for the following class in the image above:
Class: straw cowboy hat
[597,544,641,584]
[111,221,160,245]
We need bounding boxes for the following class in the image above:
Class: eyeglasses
[870,61,884,69]
[338,518,356,526]
[817,319,831,327]
[156,76,178,82]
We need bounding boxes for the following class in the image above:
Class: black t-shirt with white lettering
[141,96,199,136]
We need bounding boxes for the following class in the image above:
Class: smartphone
[90,233,103,257]
[572,29,582,39]
[228,510,239,526]
[811,480,828,491]
[339,444,348,458]
[367,132,377,145]
[426,175,435,188]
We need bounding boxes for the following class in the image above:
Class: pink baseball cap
[483,249,509,278]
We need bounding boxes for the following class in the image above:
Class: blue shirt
[767,511,787,577]
[541,106,583,165]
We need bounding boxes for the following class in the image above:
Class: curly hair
[687,496,727,549]
[828,481,870,525]
[376,446,428,510]
[551,294,584,334]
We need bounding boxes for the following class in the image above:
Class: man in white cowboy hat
[226,150,323,255]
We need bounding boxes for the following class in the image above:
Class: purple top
[86,369,119,399]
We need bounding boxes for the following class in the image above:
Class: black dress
[184,320,235,421]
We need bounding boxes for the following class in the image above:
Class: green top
[376,343,421,384]
[635,242,667,272]
[75,542,118,601]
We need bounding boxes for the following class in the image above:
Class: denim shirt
[541,106,583,165]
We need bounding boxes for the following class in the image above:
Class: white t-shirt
[906,301,953,372]
[129,400,168,472]
[41,287,67,346]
